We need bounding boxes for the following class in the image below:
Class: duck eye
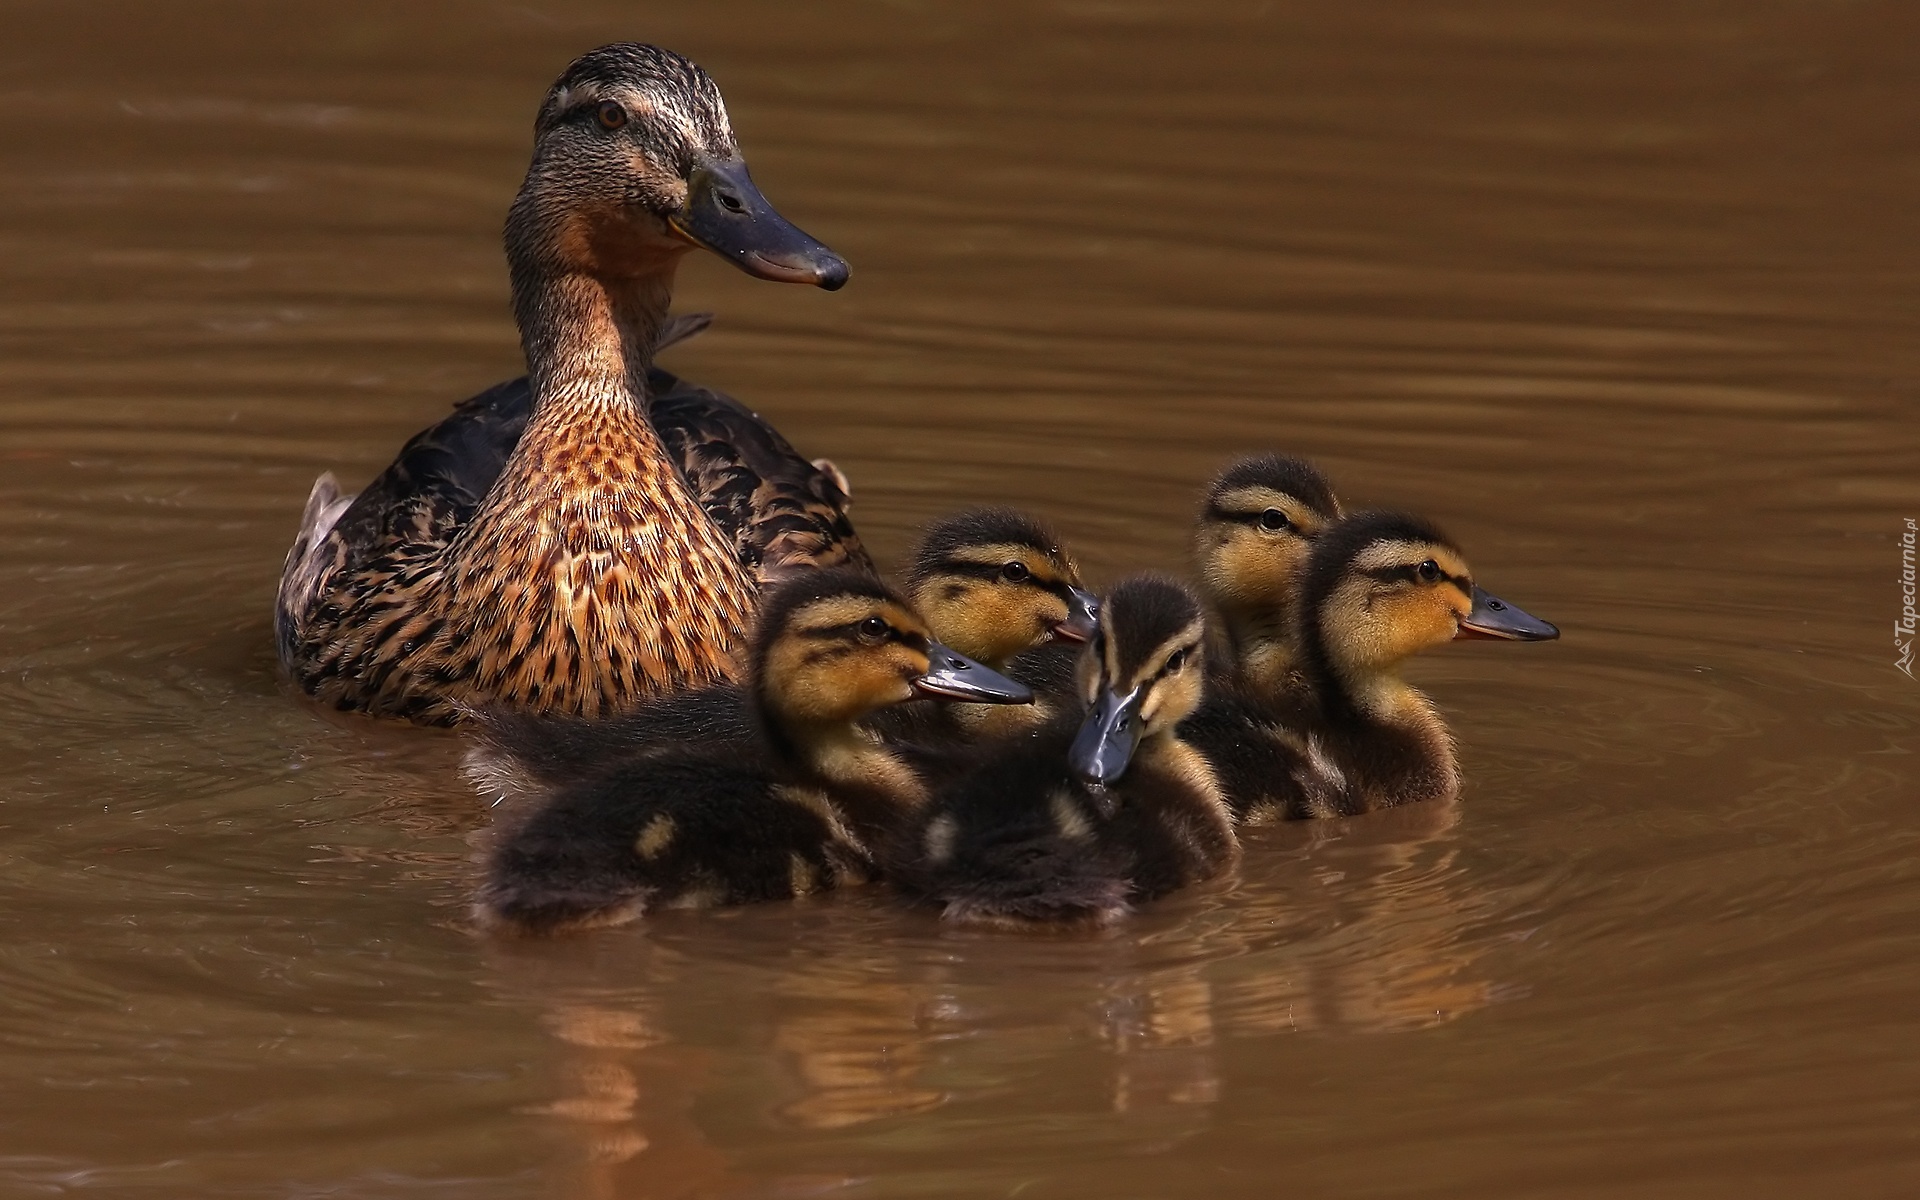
[1258,508,1290,531]
[1416,560,1442,583]
[858,616,890,642]
[1000,561,1031,583]
[596,101,628,131]
[1165,648,1188,673]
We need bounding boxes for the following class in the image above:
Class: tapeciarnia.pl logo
[1899,517,1917,679]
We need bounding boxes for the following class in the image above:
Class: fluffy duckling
[474,569,1031,934]
[1191,453,1344,694]
[872,507,1098,744]
[1181,453,1343,814]
[1187,510,1558,822]
[890,575,1235,928]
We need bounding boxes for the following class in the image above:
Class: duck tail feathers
[274,472,356,664]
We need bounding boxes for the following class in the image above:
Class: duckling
[466,506,1097,800]
[277,44,859,725]
[890,575,1235,928]
[870,507,1099,744]
[1179,454,1344,814]
[1191,453,1344,692]
[474,569,1033,934]
[1190,510,1559,822]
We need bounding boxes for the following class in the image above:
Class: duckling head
[1192,454,1343,645]
[1068,575,1209,788]
[751,569,1032,737]
[507,43,847,295]
[1300,511,1558,718]
[906,508,1100,669]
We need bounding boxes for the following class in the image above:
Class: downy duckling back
[475,569,1030,934]
[890,575,1234,928]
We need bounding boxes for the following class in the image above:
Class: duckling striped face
[1070,575,1207,786]
[1318,538,1478,672]
[759,595,937,726]
[1194,456,1344,618]
[909,510,1094,668]
[1082,616,1209,737]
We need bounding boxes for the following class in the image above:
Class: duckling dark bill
[914,644,1034,704]
[1457,584,1560,641]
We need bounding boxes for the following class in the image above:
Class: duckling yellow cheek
[842,654,918,714]
[1208,535,1305,611]
[970,588,1055,664]
[1144,670,1206,730]
[1373,594,1462,661]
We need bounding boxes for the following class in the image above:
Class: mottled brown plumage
[275,45,858,724]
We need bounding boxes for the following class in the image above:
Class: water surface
[3,1,1918,1196]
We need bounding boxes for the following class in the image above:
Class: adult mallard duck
[276,44,862,725]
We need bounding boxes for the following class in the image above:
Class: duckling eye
[857,616,891,642]
[1258,508,1290,532]
[1000,561,1031,583]
[596,101,628,131]
[1415,560,1442,584]
[1165,648,1189,673]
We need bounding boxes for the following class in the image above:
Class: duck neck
[1297,620,1457,808]
[1133,726,1233,831]
[514,265,674,412]
[777,716,928,819]
[1209,598,1294,693]
[431,254,754,713]
[1299,613,1429,731]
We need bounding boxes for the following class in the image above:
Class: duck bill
[1068,686,1142,788]
[1051,587,1102,644]
[668,156,849,290]
[1456,585,1560,641]
[913,642,1034,704]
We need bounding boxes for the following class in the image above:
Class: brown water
[3,1,1917,1195]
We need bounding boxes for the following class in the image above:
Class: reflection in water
[770,970,946,1131]
[1219,801,1514,1037]
[479,796,1524,1191]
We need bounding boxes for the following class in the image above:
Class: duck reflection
[476,796,1521,1194]
[769,964,948,1130]
[1098,969,1222,1115]
[1217,798,1512,1035]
